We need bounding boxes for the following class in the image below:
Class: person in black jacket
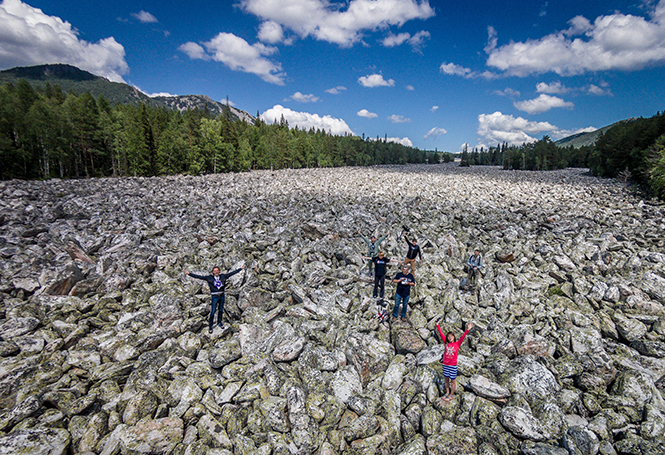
[186,264,245,333]
[360,251,398,299]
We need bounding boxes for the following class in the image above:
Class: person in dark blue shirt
[361,251,397,299]
[392,265,415,320]
[186,265,245,333]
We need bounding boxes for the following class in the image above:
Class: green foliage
[647,133,665,199]
[0,79,428,180]
[548,286,565,297]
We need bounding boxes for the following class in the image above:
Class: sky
[1,0,665,152]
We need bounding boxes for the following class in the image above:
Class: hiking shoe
[208,328,213,334]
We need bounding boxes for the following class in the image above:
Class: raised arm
[436,322,445,342]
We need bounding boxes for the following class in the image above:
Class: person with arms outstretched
[436,320,473,401]
[401,231,422,275]
[361,251,398,299]
[358,229,387,276]
[186,264,245,333]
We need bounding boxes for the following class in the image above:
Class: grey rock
[0,427,70,455]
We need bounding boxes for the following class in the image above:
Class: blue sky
[2,0,665,152]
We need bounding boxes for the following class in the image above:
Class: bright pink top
[437,325,469,366]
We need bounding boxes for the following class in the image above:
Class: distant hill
[555,120,634,148]
[0,64,254,122]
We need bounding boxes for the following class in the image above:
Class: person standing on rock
[401,231,422,275]
[466,249,483,290]
[358,229,387,276]
[185,264,245,333]
[436,320,473,401]
[392,265,415,320]
[360,251,397,299]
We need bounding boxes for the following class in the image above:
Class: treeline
[462,111,665,199]
[460,138,592,170]
[0,79,430,180]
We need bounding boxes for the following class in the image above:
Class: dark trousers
[209,294,225,329]
[373,274,386,298]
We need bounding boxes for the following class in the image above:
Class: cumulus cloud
[388,114,411,123]
[477,111,557,145]
[493,87,521,98]
[424,127,447,139]
[405,85,415,91]
[487,0,665,76]
[382,30,430,50]
[179,32,285,85]
[261,104,353,135]
[238,0,435,47]
[357,109,378,118]
[132,10,158,23]
[325,85,347,94]
[440,61,498,80]
[371,136,413,146]
[513,94,574,114]
[430,105,439,112]
[359,73,395,87]
[536,81,568,94]
[0,0,129,82]
[258,20,284,44]
[288,92,319,102]
[387,137,413,146]
[588,83,612,96]
[440,62,473,78]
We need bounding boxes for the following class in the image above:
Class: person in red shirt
[436,320,474,401]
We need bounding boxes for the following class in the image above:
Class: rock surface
[1,163,664,454]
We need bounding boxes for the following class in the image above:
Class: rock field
[0,163,664,455]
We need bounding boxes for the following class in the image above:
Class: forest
[0,79,432,180]
[462,111,665,199]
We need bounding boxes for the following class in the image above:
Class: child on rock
[436,320,473,401]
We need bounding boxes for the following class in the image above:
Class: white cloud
[325,85,347,94]
[258,20,284,44]
[493,87,521,98]
[239,0,435,47]
[0,0,129,82]
[178,42,208,60]
[477,111,557,145]
[132,10,158,23]
[288,92,319,102]
[358,73,395,87]
[405,85,414,91]
[382,30,430,50]
[536,81,568,94]
[487,0,665,76]
[588,84,612,96]
[382,32,410,47]
[357,109,378,118]
[179,32,285,85]
[513,94,574,114]
[148,92,177,97]
[424,127,447,139]
[388,137,413,146]
[373,136,413,146]
[440,62,473,78]
[430,105,439,112]
[388,114,410,123]
[440,61,498,80]
[261,104,353,135]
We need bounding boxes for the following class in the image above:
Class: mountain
[554,120,634,148]
[0,64,254,122]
